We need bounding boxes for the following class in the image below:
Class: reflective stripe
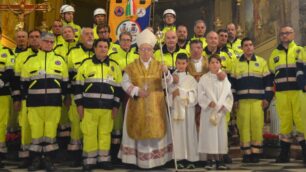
[30,74,63,80]
[74,80,84,85]
[296,71,304,77]
[43,144,59,152]
[32,138,43,144]
[28,88,61,94]
[0,68,4,72]
[112,130,121,135]
[265,87,273,91]
[59,124,70,130]
[83,93,114,99]
[19,150,30,158]
[84,78,120,87]
[98,150,109,156]
[15,72,21,76]
[20,144,30,151]
[83,151,98,158]
[237,89,265,95]
[275,64,296,70]
[231,89,236,93]
[275,77,297,83]
[97,155,111,162]
[74,94,82,100]
[67,144,82,151]
[114,97,120,102]
[58,131,70,137]
[0,147,7,153]
[263,71,271,77]
[112,138,121,144]
[69,139,82,145]
[20,77,30,81]
[236,73,263,79]
[29,145,43,152]
[83,158,97,165]
[12,90,21,96]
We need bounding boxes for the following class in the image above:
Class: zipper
[44,52,47,104]
[247,60,250,94]
[125,51,128,67]
[285,50,288,82]
[100,63,104,101]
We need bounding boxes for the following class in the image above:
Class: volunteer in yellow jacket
[96,24,117,55]
[51,20,65,48]
[14,30,28,55]
[154,30,188,73]
[12,30,41,168]
[231,38,274,163]
[93,8,107,39]
[67,27,95,166]
[21,33,69,171]
[75,39,122,171]
[268,26,305,163]
[226,23,243,58]
[186,20,208,54]
[0,27,15,168]
[60,5,81,41]
[161,9,176,42]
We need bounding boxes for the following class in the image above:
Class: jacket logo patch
[273,56,279,63]
[55,60,61,65]
[255,63,259,67]
[1,53,7,58]
[296,49,301,54]
[221,56,226,61]
[112,47,117,52]
[111,66,115,72]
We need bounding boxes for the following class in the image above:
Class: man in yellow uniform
[176,24,189,50]
[93,8,107,39]
[202,31,234,74]
[12,30,41,168]
[67,27,95,166]
[0,27,15,168]
[154,30,188,73]
[226,23,243,58]
[21,33,68,171]
[60,4,81,41]
[14,30,28,55]
[161,9,176,38]
[75,39,122,171]
[96,24,117,54]
[51,20,65,48]
[268,26,306,163]
[186,20,208,54]
[231,37,273,163]
[109,31,138,164]
[218,29,237,61]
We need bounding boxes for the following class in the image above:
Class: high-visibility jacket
[231,54,274,102]
[227,38,243,58]
[53,35,66,48]
[154,44,188,73]
[62,20,81,41]
[20,50,68,107]
[186,35,208,55]
[109,46,138,70]
[268,41,304,92]
[74,56,122,109]
[12,48,38,101]
[54,40,78,62]
[0,44,15,96]
[297,47,306,92]
[202,46,235,74]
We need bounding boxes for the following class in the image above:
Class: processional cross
[0,0,51,31]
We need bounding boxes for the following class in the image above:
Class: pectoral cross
[0,0,51,31]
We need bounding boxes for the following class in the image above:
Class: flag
[126,0,136,16]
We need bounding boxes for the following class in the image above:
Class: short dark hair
[29,29,42,36]
[176,53,188,62]
[217,29,228,34]
[241,37,253,47]
[189,39,203,48]
[208,54,222,63]
[93,38,110,48]
[177,24,188,30]
[96,24,110,35]
[119,31,132,40]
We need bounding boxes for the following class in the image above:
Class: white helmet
[60,5,75,13]
[94,8,106,16]
[163,9,176,17]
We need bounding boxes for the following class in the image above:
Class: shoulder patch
[254,62,259,67]
[1,53,7,58]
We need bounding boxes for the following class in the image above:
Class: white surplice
[197,71,233,154]
[168,71,199,161]
[118,58,173,169]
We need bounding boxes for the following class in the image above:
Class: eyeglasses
[279,32,293,36]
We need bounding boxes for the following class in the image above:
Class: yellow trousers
[275,91,304,142]
[237,99,264,154]
[300,93,306,138]
[0,96,10,153]
[81,108,113,165]
[27,107,61,153]
[18,100,31,158]
[67,101,82,151]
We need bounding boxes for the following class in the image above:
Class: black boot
[251,153,260,163]
[242,154,252,163]
[299,140,306,164]
[0,153,5,168]
[28,156,42,171]
[69,150,82,167]
[83,164,93,172]
[42,155,56,172]
[18,158,31,168]
[223,154,232,164]
[275,141,290,163]
[98,161,113,170]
